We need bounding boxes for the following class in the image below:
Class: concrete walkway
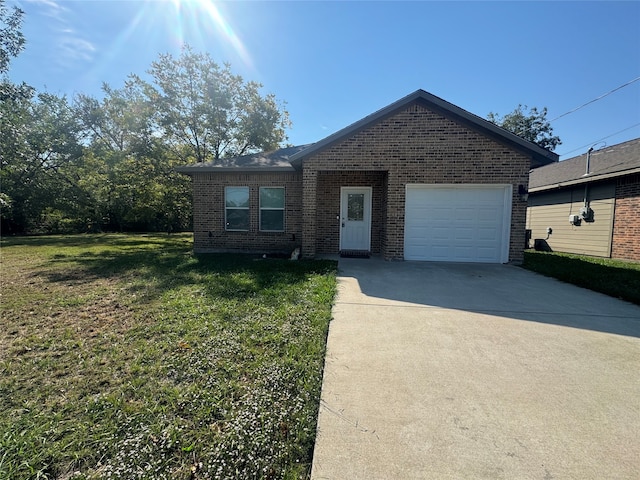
[311,259,640,480]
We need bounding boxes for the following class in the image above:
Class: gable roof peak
[289,89,558,167]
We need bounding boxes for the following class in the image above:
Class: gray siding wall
[526,182,615,257]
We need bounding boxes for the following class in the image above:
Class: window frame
[259,186,285,232]
[224,186,250,231]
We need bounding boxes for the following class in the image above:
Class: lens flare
[87,0,255,89]
[170,0,253,70]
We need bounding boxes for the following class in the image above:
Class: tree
[142,46,291,163]
[1,92,85,233]
[75,80,156,155]
[0,0,25,75]
[487,105,561,151]
[74,82,192,232]
[0,0,32,103]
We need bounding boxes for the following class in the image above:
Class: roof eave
[529,166,640,192]
[175,166,296,175]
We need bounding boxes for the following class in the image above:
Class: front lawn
[523,250,640,305]
[0,234,337,479]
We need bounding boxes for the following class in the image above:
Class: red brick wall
[316,171,387,254]
[189,101,532,261]
[191,172,302,253]
[612,174,640,261]
[302,102,531,261]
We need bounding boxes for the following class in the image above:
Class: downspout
[582,146,594,219]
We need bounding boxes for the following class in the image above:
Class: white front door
[340,187,372,251]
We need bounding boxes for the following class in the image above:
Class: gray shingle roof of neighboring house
[529,138,640,192]
[175,144,311,173]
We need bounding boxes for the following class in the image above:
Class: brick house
[177,90,557,263]
[527,138,640,261]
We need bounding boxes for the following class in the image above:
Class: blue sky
[7,0,640,160]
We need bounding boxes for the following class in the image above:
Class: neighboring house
[527,138,640,261]
[177,89,557,263]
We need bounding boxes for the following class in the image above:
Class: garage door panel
[456,246,477,258]
[454,208,475,222]
[477,247,498,263]
[477,227,498,241]
[405,185,511,263]
[431,226,450,240]
[430,207,452,221]
[454,227,474,240]
[478,207,500,222]
[431,246,450,259]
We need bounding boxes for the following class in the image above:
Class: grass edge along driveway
[0,234,337,480]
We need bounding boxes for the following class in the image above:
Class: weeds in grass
[0,234,336,479]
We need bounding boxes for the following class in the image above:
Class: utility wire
[550,76,640,123]
[559,122,640,157]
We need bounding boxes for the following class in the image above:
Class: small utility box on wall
[580,206,595,222]
[569,214,581,225]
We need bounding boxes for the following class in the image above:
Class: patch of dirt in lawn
[1,269,143,410]
[1,271,138,362]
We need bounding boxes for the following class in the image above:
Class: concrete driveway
[311,259,640,480]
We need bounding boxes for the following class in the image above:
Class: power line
[559,122,640,157]
[550,76,640,123]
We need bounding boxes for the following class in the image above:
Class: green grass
[523,250,640,305]
[0,234,337,479]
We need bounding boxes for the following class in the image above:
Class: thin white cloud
[25,0,68,21]
[58,35,96,64]
[24,0,97,67]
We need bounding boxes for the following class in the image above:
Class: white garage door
[404,185,512,263]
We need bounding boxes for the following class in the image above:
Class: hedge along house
[177,90,558,263]
[527,138,640,261]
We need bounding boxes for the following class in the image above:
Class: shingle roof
[177,89,561,174]
[289,89,559,168]
[175,144,311,173]
[529,138,640,192]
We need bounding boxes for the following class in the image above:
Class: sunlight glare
[170,0,253,70]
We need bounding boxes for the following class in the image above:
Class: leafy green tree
[3,37,285,233]
[0,0,31,103]
[1,92,85,233]
[75,80,156,155]
[74,82,192,232]
[0,0,25,75]
[142,46,291,163]
[487,105,561,151]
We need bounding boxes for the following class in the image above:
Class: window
[225,186,249,231]
[260,187,285,232]
[347,193,365,221]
